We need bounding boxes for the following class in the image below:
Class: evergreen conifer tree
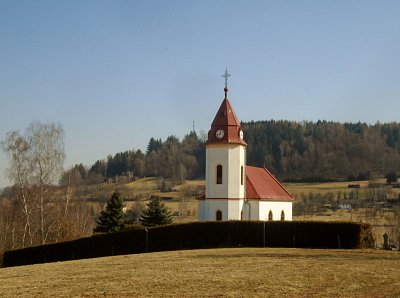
[140,197,172,227]
[94,191,126,233]
[385,171,398,184]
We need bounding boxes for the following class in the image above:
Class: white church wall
[200,199,293,222]
[198,200,206,222]
[206,144,245,199]
[199,199,245,221]
[227,146,245,198]
[247,200,260,220]
[204,199,228,221]
[206,146,228,198]
[242,201,250,220]
[257,201,293,221]
[228,199,244,220]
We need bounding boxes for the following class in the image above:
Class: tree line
[74,131,206,185]
[243,120,400,181]
[77,120,400,183]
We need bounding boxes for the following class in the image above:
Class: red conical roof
[206,88,247,146]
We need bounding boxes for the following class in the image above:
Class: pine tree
[94,191,126,233]
[385,171,398,184]
[140,197,172,227]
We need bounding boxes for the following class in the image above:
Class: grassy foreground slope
[1,248,399,297]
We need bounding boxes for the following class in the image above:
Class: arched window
[216,210,222,221]
[241,166,244,185]
[268,210,273,221]
[281,210,285,221]
[216,165,223,184]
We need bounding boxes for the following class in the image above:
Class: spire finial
[221,68,231,99]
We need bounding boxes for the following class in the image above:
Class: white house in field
[198,76,294,222]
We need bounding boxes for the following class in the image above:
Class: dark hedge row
[3,221,374,267]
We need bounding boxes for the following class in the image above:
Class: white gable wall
[199,199,293,221]
[256,201,293,221]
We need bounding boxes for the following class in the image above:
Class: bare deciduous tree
[2,122,65,247]
[57,166,94,241]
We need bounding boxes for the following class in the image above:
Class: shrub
[3,221,374,268]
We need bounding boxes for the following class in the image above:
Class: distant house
[348,184,360,189]
[339,203,352,210]
[368,183,386,188]
[390,182,400,188]
[195,185,205,198]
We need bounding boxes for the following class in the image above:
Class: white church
[198,73,294,222]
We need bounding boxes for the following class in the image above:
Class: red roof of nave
[246,166,294,201]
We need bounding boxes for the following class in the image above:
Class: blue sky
[1,1,400,188]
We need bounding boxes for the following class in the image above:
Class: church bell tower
[198,70,247,221]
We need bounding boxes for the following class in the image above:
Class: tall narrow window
[241,166,244,185]
[216,210,222,221]
[281,210,285,221]
[268,210,273,221]
[216,165,222,184]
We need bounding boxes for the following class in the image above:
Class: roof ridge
[261,167,294,199]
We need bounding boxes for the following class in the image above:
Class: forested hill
[242,120,400,181]
[73,120,400,184]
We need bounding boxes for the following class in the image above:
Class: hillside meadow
[1,248,399,297]
[87,177,400,216]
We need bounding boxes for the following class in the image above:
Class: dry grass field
[81,177,399,203]
[1,248,399,297]
[284,178,400,197]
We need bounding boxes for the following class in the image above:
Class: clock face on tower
[216,129,224,139]
[239,129,243,139]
